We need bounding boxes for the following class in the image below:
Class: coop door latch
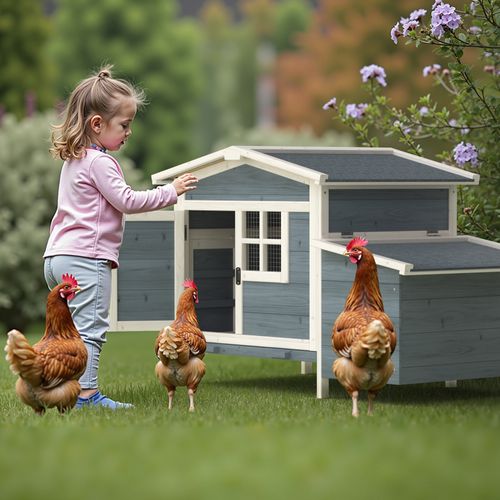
[235,267,241,285]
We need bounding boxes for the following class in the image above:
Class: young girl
[44,65,197,409]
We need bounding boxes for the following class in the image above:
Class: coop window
[240,211,288,283]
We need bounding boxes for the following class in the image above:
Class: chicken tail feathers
[4,329,42,386]
[157,326,190,364]
[360,320,391,360]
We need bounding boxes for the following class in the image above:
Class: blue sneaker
[75,390,134,409]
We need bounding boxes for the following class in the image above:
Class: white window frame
[236,210,289,284]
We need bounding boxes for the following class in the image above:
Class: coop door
[188,211,235,333]
[109,211,178,332]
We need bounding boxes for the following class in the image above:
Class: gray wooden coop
[109,146,500,398]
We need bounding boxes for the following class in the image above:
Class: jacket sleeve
[89,154,178,214]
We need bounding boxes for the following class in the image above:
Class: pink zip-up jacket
[44,149,177,268]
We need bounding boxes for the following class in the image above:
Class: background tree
[215,124,353,149]
[0,0,55,117]
[48,0,202,179]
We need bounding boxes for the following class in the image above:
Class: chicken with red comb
[155,279,205,411]
[5,274,87,414]
[332,238,397,417]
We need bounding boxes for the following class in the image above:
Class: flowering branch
[322,1,500,241]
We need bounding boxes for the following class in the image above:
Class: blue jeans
[44,255,112,389]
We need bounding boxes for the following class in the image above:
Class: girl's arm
[89,155,196,214]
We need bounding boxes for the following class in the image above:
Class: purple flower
[460,127,470,135]
[391,22,402,44]
[433,0,443,8]
[419,106,429,116]
[322,97,337,110]
[360,64,387,86]
[468,26,482,35]
[402,19,420,36]
[345,103,368,119]
[431,3,462,38]
[449,119,458,127]
[410,9,427,21]
[470,1,478,14]
[423,64,442,77]
[453,142,478,167]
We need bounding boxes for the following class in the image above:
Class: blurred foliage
[0,0,55,117]
[275,0,455,138]
[0,112,141,331]
[215,124,354,149]
[48,0,202,179]
[195,0,312,155]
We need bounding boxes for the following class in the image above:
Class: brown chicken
[4,274,87,414]
[332,237,397,417]
[155,279,206,412]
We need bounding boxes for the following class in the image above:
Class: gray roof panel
[257,151,475,183]
[365,241,500,271]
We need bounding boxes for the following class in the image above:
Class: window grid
[242,211,283,274]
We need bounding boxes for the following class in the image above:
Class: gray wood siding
[243,213,309,339]
[398,273,500,383]
[186,165,309,201]
[321,251,401,383]
[117,221,175,321]
[329,189,449,233]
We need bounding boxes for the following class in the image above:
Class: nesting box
[110,147,500,397]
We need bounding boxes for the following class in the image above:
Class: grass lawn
[1,329,499,500]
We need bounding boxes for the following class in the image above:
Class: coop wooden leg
[445,380,457,388]
[316,376,330,399]
[301,361,313,375]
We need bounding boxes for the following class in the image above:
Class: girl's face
[90,96,137,151]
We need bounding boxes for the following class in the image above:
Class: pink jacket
[44,149,177,267]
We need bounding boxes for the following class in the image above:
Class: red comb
[61,273,79,287]
[346,237,368,252]
[183,279,197,290]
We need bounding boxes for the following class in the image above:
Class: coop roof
[151,146,479,186]
[316,236,500,275]
[252,147,478,184]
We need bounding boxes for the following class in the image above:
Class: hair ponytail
[50,65,145,161]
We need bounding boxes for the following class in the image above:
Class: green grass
[1,330,499,500]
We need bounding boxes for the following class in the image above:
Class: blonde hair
[51,65,146,161]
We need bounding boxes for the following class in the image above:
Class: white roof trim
[392,149,479,183]
[314,235,500,276]
[312,239,414,275]
[151,145,326,185]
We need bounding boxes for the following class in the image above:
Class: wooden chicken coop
[109,146,500,398]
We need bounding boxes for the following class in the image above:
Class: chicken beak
[73,286,81,294]
[343,251,350,256]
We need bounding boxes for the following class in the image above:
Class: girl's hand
[172,173,198,196]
